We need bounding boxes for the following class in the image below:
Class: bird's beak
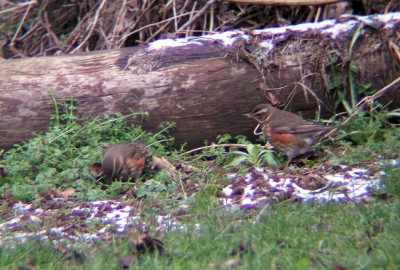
[253,124,263,135]
[244,113,263,124]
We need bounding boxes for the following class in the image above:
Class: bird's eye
[255,114,263,120]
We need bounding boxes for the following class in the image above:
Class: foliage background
[1,0,399,58]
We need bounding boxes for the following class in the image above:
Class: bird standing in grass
[245,104,334,162]
[91,140,149,181]
[0,164,7,178]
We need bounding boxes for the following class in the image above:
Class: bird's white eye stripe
[253,108,268,115]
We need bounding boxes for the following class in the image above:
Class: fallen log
[0,13,399,150]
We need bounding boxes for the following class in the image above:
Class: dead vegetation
[1,0,399,58]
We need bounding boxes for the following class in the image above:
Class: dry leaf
[373,221,384,237]
[128,229,164,255]
[59,188,76,198]
[332,262,348,270]
[100,142,110,149]
[209,240,252,268]
[118,255,137,269]
[319,247,331,255]
[261,82,279,106]
[41,188,59,199]
[223,257,242,268]
[53,243,85,262]
[230,240,251,257]
[150,155,177,179]
[210,257,242,269]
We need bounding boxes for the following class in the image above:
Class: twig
[348,23,364,110]
[0,0,36,16]
[180,143,249,156]
[293,81,323,118]
[145,19,174,43]
[209,3,214,32]
[14,21,40,41]
[177,0,217,31]
[64,3,97,47]
[314,6,322,22]
[264,73,331,116]
[121,12,192,42]
[111,0,127,47]
[321,76,400,139]
[228,0,342,5]
[186,1,197,37]
[388,40,400,63]
[39,4,60,48]
[354,76,400,111]
[10,1,34,46]
[172,0,178,32]
[70,0,107,54]
[117,0,159,46]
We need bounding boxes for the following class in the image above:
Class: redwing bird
[245,104,334,161]
[0,164,7,177]
[91,140,149,181]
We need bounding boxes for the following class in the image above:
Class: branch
[228,0,342,6]
[322,76,400,139]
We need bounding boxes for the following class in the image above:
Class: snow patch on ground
[0,160,396,244]
[220,161,397,208]
[0,200,189,244]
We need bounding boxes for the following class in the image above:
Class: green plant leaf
[246,144,260,159]
[224,156,249,167]
[259,150,280,166]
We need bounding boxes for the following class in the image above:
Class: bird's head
[244,104,274,123]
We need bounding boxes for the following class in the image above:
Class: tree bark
[1,14,399,150]
[0,45,265,149]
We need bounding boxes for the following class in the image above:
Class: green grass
[0,99,177,201]
[1,198,399,269]
[0,98,399,269]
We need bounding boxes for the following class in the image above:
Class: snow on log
[0,13,399,150]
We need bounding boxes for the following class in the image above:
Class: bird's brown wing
[268,121,332,135]
[122,141,147,158]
